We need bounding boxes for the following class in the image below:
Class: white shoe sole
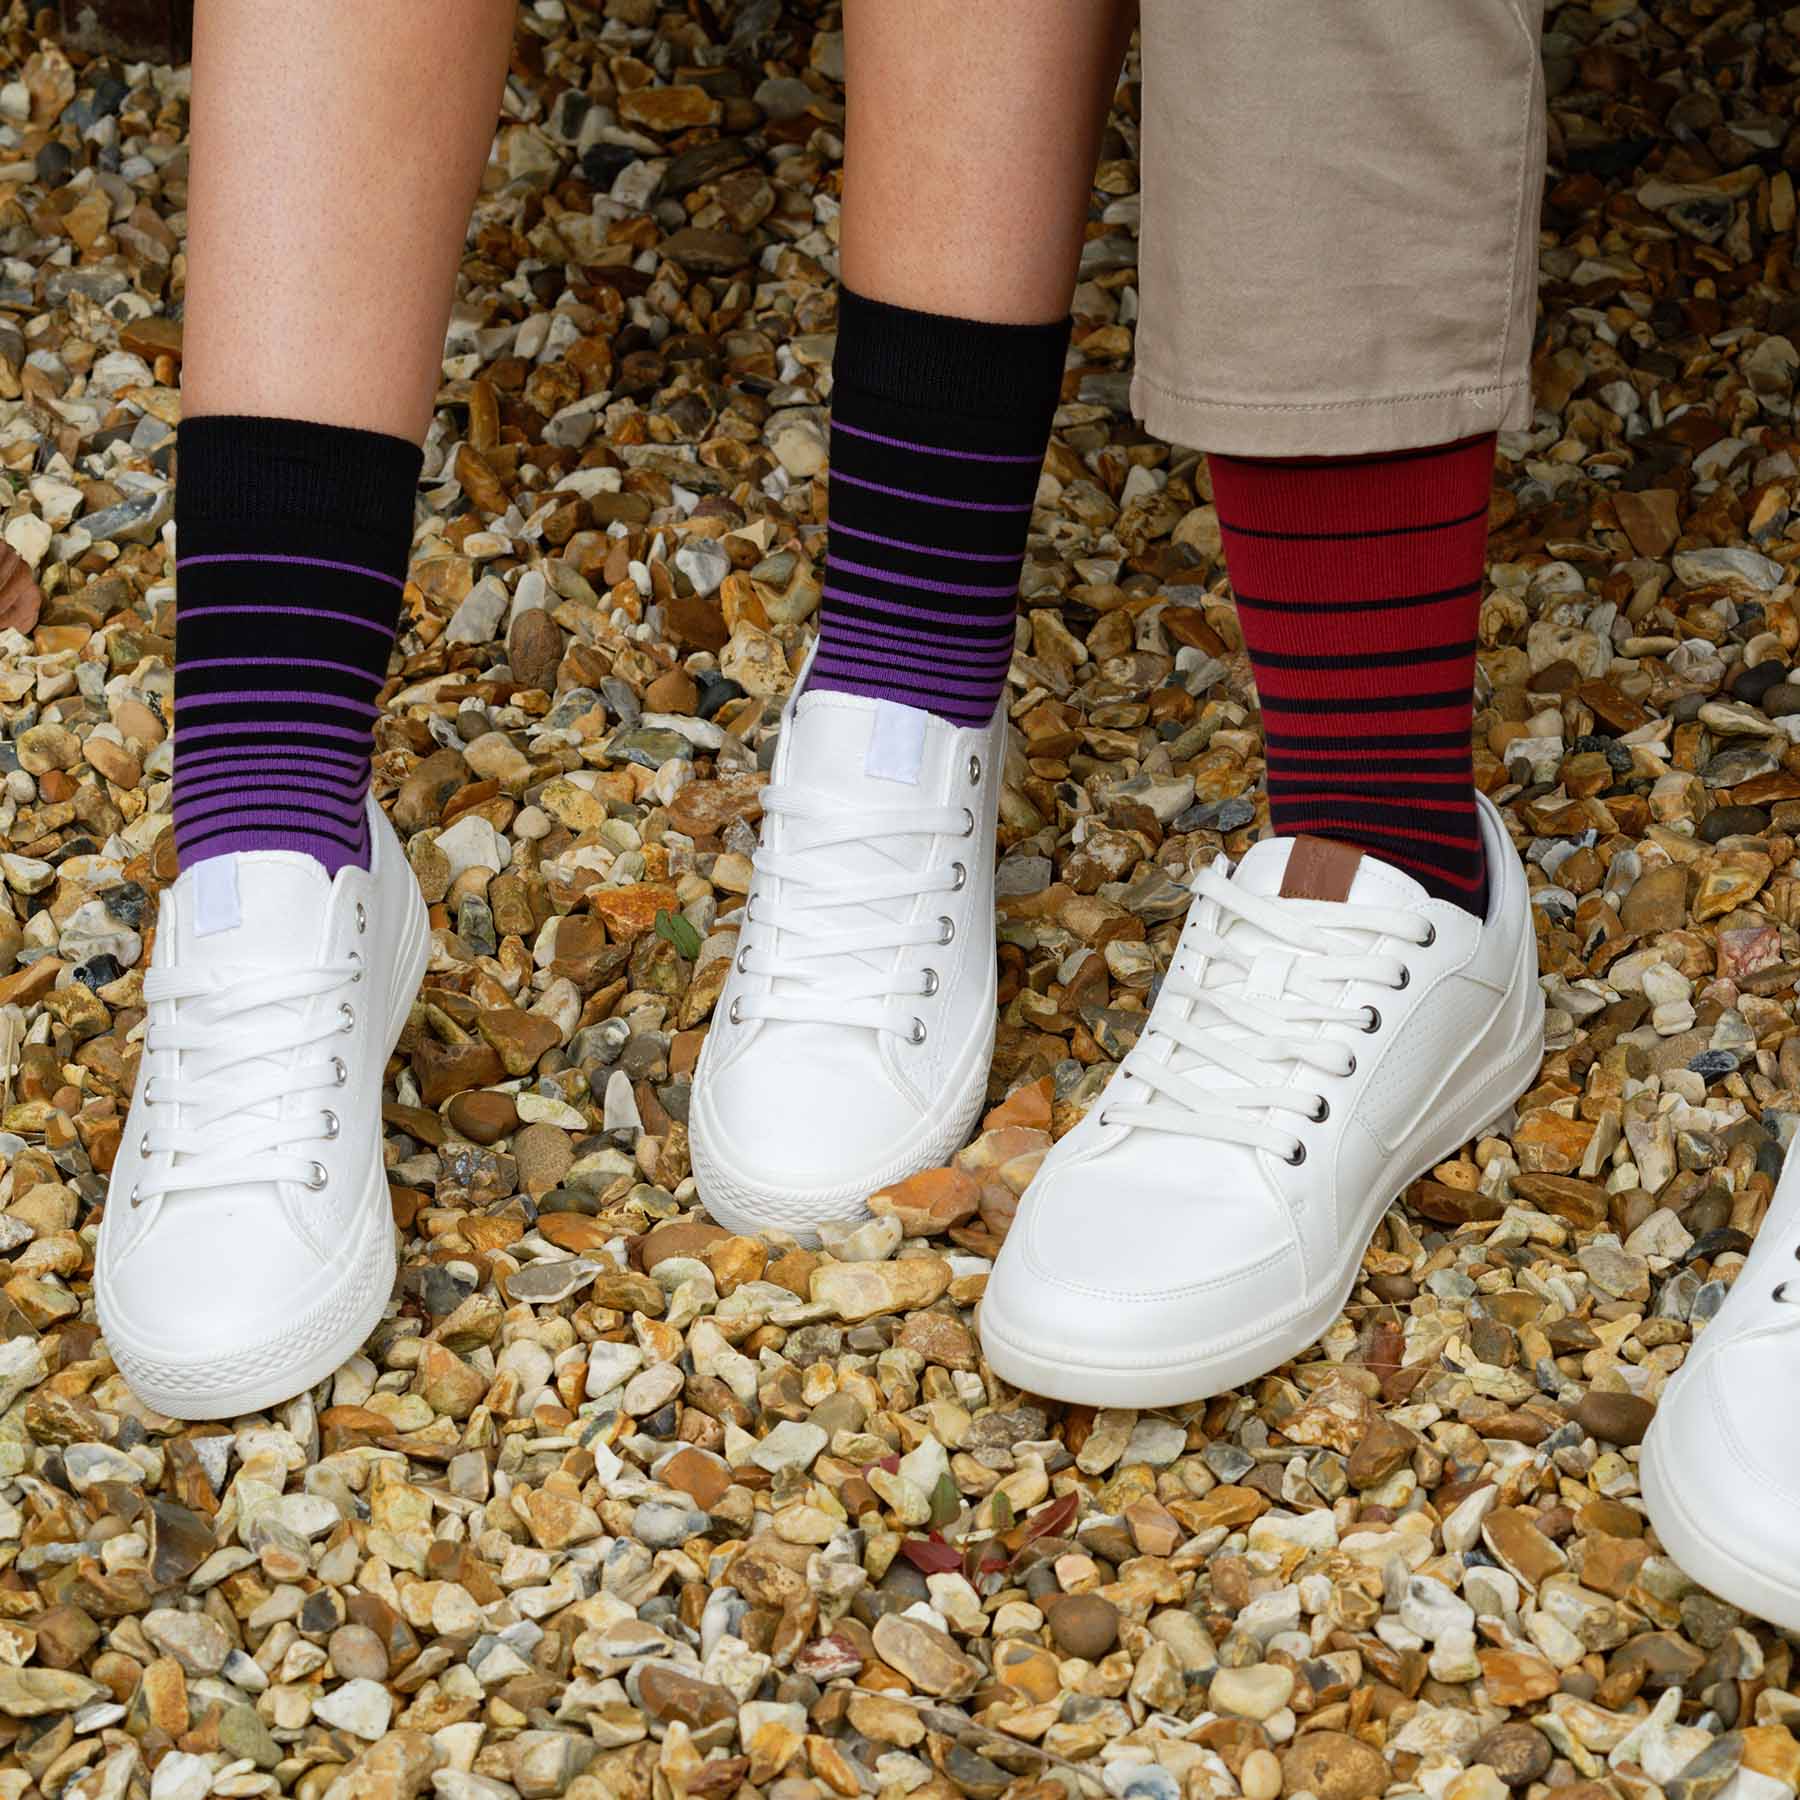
[691,1009,997,1247]
[980,942,1544,1407]
[1640,1421,1800,1633]
[97,887,430,1421]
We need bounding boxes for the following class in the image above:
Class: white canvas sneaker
[980,792,1543,1406]
[96,794,429,1420]
[691,678,1004,1243]
[1641,1151,1800,1631]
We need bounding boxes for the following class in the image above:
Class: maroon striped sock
[811,290,1069,727]
[1209,434,1494,916]
[173,415,421,875]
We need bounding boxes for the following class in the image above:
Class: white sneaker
[690,677,1004,1243]
[980,793,1542,1406]
[96,795,429,1420]
[1641,1152,1800,1630]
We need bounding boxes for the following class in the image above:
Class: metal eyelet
[937,915,955,945]
[1393,966,1410,991]
[1343,1054,1357,1078]
[967,754,982,786]
[1776,1282,1789,1303]
[355,902,367,935]
[139,1130,150,1157]
[305,1161,330,1190]
[349,950,364,983]
[332,1057,348,1087]
[1362,1007,1381,1034]
[321,1110,340,1140]
[735,945,749,974]
[1309,1095,1330,1123]
[1419,923,1436,948]
[920,968,940,997]
[129,1184,142,1209]
[1285,1141,1307,1166]
[960,808,975,838]
[908,1018,927,1045]
[729,997,744,1025]
[338,1003,356,1033]
[950,862,967,892]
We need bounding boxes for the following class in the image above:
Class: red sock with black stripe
[1209,434,1493,917]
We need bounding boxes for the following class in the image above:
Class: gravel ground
[4,5,1800,1800]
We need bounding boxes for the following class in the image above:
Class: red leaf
[1007,1490,1079,1560]
[898,1535,963,1574]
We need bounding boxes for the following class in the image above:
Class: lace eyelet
[1419,922,1436,948]
[908,1018,927,1045]
[1343,1054,1357,1078]
[1285,1141,1307,1166]
[729,997,745,1025]
[338,1003,356,1033]
[1393,966,1410,991]
[960,808,975,838]
[332,1056,348,1086]
[968,754,982,785]
[920,968,940,997]
[321,1109,340,1140]
[349,950,364,983]
[305,1161,330,1191]
[1309,1095,1330,1124]
[355,902,367,935]
[735,945,749,974]
[937,915,955,945]
[1362,1007,1381,1034]
[1776,1282,1790,1303]
[139,1130,149,1157]
[129,1184,141,1209]
[950,861,968,893]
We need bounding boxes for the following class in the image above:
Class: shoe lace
[130,957,364,1206]
[1097,856,1433,1162]
[730,784,976,1038]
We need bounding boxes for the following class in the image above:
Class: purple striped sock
[173,415,422,876]
[811,291,1070,728]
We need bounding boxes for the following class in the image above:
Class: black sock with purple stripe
[173,414,421,875]
[812,289,1069,727]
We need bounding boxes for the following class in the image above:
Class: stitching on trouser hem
[1130,372,1532,414]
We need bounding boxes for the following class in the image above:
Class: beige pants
[1130,0,1548,456]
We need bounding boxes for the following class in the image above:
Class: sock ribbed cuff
[176,414,422,563]
[832,287,1071,430]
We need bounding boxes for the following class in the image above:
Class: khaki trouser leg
[1130,0,1548,456]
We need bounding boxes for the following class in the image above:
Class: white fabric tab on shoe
[192,853,241,935]
[979,793,1544,1407]
[865,698,928,784]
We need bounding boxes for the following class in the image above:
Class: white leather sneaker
[96,794,429,1420]
[980,792,1542,1406]
[1641,1152,1800,1631]
[690,676,1004,1243]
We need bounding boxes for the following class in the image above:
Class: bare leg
[182,0,516,439]
[841,0,1134,325]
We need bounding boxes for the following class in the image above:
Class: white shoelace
[1098,857,1433,1163]
[731,785,975,1038]
[130,959,363,1206]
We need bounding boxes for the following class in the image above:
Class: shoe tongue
[1230,833,1429,909]
[171,852,336,967]
[770,692,945,1003]
[784,691,942,802]
[1136,833,1418,1122]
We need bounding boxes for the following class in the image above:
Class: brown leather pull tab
[1280,835,1363,902]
